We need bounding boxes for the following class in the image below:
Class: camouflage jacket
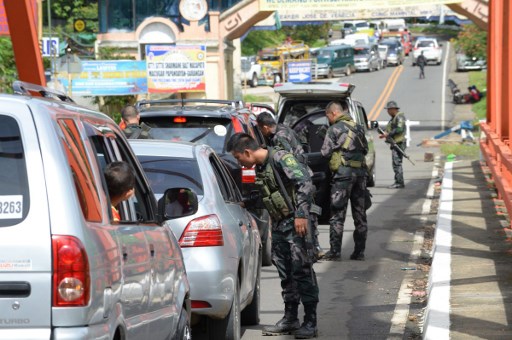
[321,114,368,177]
[270,124,306,156]
[386,112,406,143]
[256,148,314,220]
[123,122,152,139]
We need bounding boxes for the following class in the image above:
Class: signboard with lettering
[259,0,462,11]
[41,37,59,57]
[56,60,148,96]
[287,61,311,83]
[145,44,206,93]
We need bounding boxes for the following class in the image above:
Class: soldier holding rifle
[227,133,319,339]
[380,100,407,189]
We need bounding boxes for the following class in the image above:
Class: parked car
[456,53,487,71]
[412,37,443,65]
[266,81,377,222]
[241,56,261,87]
[378,44,389,68]
[136,99,274,266]
[0,82,191,339]
[314,45,355,78]
[353,43,382,72]
[378,38,405,66]
[130,140,261,339]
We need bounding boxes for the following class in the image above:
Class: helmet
[384,101,399,109]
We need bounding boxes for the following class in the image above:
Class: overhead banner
[57,60,148,96]
[0,0,38,36]
[145,45,206,93]
[259,0,462,11]
[278,4,449,21]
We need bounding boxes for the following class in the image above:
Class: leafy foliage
[0,38,17,94]
[455,24,487,58]
[241,24,330,56]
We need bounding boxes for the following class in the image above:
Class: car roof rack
[136,99,244,110]
[12,81,75,103]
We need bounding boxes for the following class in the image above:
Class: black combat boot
[294,303,318,339]
[350,231,366,261]
[262,303,300,335]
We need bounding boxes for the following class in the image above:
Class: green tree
[0,38,17,94]
[456,24,487,58]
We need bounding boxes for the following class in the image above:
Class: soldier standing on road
[121,105,152,139]
[320,101,369,261]
[227,133,319,339]
[380,100,407,189]
[256,112,325,260]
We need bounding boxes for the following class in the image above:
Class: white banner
[259,0,462,12]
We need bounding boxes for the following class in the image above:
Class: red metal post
[4,0,46,86]
[487,0,502,134]
[505,1,512,145]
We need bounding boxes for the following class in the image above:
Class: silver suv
[0,82,190,339]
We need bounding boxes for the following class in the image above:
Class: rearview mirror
[158,187,198,221]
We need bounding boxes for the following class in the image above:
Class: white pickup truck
[241,56,261,87]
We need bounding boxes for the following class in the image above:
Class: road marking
[388,161,440,338]
[367,65,404,121]
[441,42,451,131]
[423,161,452,340]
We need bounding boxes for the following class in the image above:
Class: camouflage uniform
[123,122,152,139]
[267,124,323,260]
[321,114,369,260]
[256,148,319,337]
[386,112,406,186]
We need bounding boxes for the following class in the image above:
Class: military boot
[294,303,318,339]
[262,303,300,335]
[350,231,366,261]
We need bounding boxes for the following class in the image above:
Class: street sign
[41,37,59,57]
[287,61,311,83]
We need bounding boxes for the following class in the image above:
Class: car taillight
[242,167,256,183]
[52,235,90,307]
[179,214,224,247]
[274,83,283,87]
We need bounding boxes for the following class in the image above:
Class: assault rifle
[377,126,415,165]
[269,154,317,285]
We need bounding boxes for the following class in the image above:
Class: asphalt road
[195,38,454,339]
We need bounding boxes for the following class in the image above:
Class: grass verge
[440,143,480,160]
[243,94,273,103]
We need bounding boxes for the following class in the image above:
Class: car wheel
[377,62,381,71]
[209,280,241,340]
[241,251,261,326]
[262,226,272,267]
[345,66,351,76]
[250,73,258,88]
[412,62,416,66]
[327,68,334,79]
[437,60,442,65]
[176,307,192,340]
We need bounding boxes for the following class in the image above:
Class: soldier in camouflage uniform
[227,133,319,339]
[257,112,325,260]
[121,105,152,139]
[321,101,369,261]
[380,100,406,189]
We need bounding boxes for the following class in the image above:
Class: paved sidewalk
[423,160,512,339]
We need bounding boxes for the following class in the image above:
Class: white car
[412,38,443,65]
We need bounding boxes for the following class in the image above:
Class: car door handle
[122,246,128,261]
[149,244,155,257]
[239,220,244,227]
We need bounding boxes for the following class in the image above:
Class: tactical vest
[329,118,367,172]
[386,112,405,143]
[255,149,295,222]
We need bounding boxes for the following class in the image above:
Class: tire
[209,280,241,340]
[175,307,192,340]
[241,252,261,326]
[262,226,272,267]
[250,73,258,88]
[327,68,334,79]
[345,66,352,76]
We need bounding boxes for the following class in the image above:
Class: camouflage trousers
[392,142,406,185]
[272,218,319,305]
[329,174,368,253]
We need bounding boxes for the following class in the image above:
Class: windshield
[137,156,204,196]
[355,22,369,28]
[354,48,369,56]
[140,116,233,154]
[260,55,280,61]
[317,50,332,62]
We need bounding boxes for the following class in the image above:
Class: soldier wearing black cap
[380,100,406,189]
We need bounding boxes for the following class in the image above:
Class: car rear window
[417,40,435,48]
[137,156,204,196]
[0,115,29,227]
[140,116,234,154]
[354,47,370,55]
[280,100,330,126]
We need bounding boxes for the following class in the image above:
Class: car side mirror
[368,120,379,130]
[158,187,198,221]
